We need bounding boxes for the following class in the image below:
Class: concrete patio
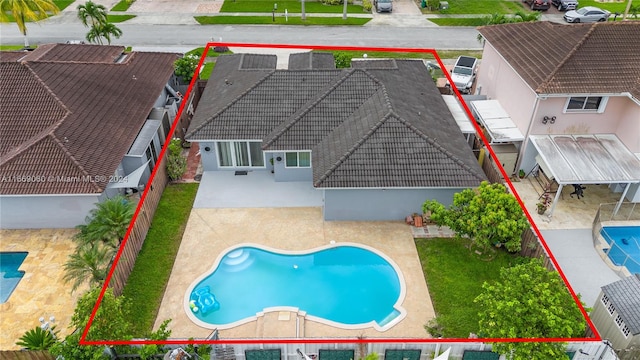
[0,229,87,350]
[154,207,435,340]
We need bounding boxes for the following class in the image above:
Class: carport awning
[470,100,524,143]
[441,95,475,134]
[530,134,640,185]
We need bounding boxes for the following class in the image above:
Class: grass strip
[107,14,137,23]
[220,0,366,13]
[121,183,199,336]
[195,15,370,25]
[415,237,523,338]
[428,17,488,26]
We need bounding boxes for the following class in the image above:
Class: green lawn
[220,0,367,13]
[577,0,633,13]
[427,0,524,14]
[195,15,370,25]
[0,45,26,50]
[121,183,199,337]
[107,14,136,23]
[415,237,524,338]
[314,49,482,61]
[429,17,488,26]
[54,0,75,11]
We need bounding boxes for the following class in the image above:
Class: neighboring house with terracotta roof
[590,274,640,350]
[0,44,181,229]
[475,21,640,203]
[186,53,486,221]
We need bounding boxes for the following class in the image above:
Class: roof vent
[115,54,128,63]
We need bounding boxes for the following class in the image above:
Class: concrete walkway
[540,229,620,308]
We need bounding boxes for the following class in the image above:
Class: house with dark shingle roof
[590,274,640,350]
[186,53,486,220]
[0,44,180,229]
[475,21,640,202]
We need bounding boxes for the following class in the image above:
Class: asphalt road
[0,22,482,50]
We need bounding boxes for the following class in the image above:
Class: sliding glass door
[217,141,264,168]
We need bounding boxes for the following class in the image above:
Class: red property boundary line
[81,42,601,346]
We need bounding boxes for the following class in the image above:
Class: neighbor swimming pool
[0,252,27,304]
[185,243,406,331]
[601,226,640,275]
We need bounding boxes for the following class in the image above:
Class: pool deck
[154,207,435,339]
[0,229,88,350]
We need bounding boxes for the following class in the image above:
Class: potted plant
[536,192,551,214]
[519,169,526,179]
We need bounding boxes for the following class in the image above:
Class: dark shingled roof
[288,52,336,70]
[0,44,178,195]
[602,274,640,335]
[187,56,486,189]
[478,21,640,101]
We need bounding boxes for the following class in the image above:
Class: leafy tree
[174,53,199,82]
[474,258,587,360]
[167,139,187,181]
[333,51,352,68]
[49,331,109,360]
[63,244,111,292]
[86,22,123,45]
[423,181,528,252]
[16,325,58,350]
[0,0,60,47]
[77,1,107,28]
[75,195,135,251]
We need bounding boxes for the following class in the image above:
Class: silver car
[374,0,392,12]
[564,6,610,23]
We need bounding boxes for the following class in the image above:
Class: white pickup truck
[449,56,478,94]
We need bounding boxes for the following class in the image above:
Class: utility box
[439,1,449,10]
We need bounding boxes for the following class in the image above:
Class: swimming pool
[601,226,640,275]
[185,243,406,331]
[0,252,27,304]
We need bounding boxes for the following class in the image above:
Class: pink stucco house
[475,21,640,204]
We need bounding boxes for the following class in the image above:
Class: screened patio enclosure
[529,134,640,217]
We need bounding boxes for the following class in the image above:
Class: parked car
[449,56,478,94]
[564,6,611,22]
[523,0,550,11]
[374,0,392,13]
[552,0,578,11]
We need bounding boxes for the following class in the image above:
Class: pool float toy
[191,286,220,315]
[621,238,629,245]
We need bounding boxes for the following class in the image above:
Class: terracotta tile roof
[478,22,640,100]
[0,44,178,195]
[187,56,486,189]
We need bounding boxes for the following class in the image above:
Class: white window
[607,302,616,316]
[601,293,610,306]
[217,141,264,168]
[621,324,631,337]
[614,314,624,327]
[285,151,311,168]
[565,96,607,113]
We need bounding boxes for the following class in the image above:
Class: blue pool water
[187,245,404,329]
[601,226,640,275]
[0,252,28,304]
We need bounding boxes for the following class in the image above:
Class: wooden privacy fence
[519,226,556,272]
[109,155,169,296]
[481,152,506,184]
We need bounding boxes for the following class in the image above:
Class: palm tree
[0,0,60,48]
[63,244,111,292]
[77,0,107,28]
[86,22,123,45]
[75,195,134,250]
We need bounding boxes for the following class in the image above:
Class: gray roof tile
[187,56,486,189]
[288,52,336,70]
[602,274,640,334]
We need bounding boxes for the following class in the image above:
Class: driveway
[368,0,437,27]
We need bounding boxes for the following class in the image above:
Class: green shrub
[333,51,352,68]
[167,139,187,181]
[16,326,58,350]
[173,54,199,83]
[362,0,372,11]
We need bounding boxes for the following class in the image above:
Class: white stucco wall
[0,194,100,229]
